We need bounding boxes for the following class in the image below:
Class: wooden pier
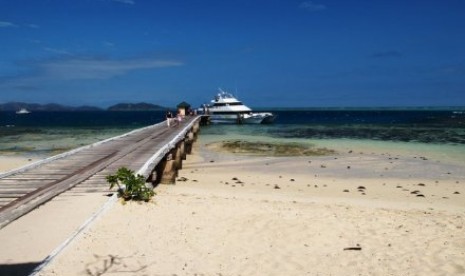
[0,115,204,229]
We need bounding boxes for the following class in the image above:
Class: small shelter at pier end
[177,101,191,116]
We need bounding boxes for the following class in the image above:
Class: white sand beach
[29,138,465,276]
[0,155,41,174]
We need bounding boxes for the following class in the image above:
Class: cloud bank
[110,0,135,4]
[0,56,184,89]
[0,21,18,28]
[38,57,182,80]
[299,1,327,12]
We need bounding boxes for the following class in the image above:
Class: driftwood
[343,246,362,251]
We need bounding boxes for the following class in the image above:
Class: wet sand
[33,138,465,275]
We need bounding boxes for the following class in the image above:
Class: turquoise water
[0,111,164,157]
[1,110,465,163]
[0,127,134,157]
[199,123,465,165]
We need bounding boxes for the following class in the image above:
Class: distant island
[107,102,166,111]
[2,102,464,112]
[0,102,168,112]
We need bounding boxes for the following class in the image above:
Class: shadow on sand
[0,262,41,276]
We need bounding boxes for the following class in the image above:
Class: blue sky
[1,0,464,108]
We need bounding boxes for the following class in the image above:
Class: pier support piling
[174,143,183,171]
[148,116,202,185]
[179,140,186,160]
[185,131,195,154]
[157,152,177,184]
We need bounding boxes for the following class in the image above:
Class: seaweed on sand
[208,140,336,157]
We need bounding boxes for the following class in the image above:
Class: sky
[1,0,465,108]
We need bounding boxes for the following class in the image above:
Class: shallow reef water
[268,124,465,145]
[207,140,336,156]
[2,109,465,158]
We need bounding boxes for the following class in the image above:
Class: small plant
[106,167,155,202]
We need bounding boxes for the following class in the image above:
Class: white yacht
[202,89,276,124]
[16,108,31,114]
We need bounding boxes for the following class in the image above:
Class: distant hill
[0,102,168,112]
[107,102,166,111]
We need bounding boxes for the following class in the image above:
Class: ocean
[0,111,166,157]
[201,109,465,143]
[1,109,465,160]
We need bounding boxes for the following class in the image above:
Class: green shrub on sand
[106,167,155,202]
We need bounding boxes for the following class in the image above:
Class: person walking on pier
[165,110,173,127]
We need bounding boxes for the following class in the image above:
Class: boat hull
[16,109,31,114]
[260,114,277,124]
[209,113,276,124]
[209,114,243,124]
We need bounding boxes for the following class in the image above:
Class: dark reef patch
[207,140,336,157]
[269,125,465,145]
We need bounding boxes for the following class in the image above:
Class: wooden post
[153,119,201,185]
[174,143,183,171]
[157,151,177,184]
[200,115,210,125]
[179,140,186,160]
[185,131,194,154]
[192,121,200,139]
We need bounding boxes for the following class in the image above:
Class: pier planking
[0,116,202,229]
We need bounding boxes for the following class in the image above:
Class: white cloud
[0,21,18,28]
[103,41,116,47]
[39,58,182,80]
[26,24,40,29]
[111,0,135,4]
[44,47,73,56]
[299,1,327,12]
[1,57,183,85]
